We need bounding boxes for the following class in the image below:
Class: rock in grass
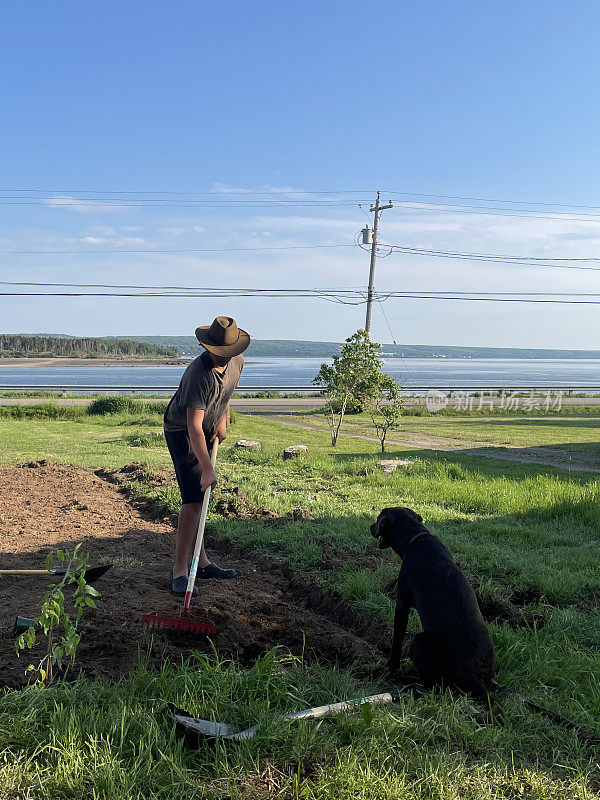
[235,440,262,451]
[379,459,412,474]
[283,445,309,460]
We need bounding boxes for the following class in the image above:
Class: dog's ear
[404,508,423,524]
[377,509,392,532]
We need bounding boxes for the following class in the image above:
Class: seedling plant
[15,544,100,683]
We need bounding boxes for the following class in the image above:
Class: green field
[298,409,600,455]
[1,408,600,799]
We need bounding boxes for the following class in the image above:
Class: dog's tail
[517,695,600,745]
[482,685,600,744]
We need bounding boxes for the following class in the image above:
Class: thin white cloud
[159,227,187,236]
[211,182,311,197]
[79,236,148,246]
[42,196,124,213]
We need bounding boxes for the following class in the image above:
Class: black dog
[371,507,496,702]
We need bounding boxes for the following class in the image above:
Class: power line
[377,297,397,344]
[0,280,368,292]
[0,188,376,195]
[2,185,600,215]
[388,202,600,224]
[0,198,369,208]
[3,197,599,221]
[390,245,600,262]
[0,241,597,274]
[3,287,600,304]
[384,191,600,212]
[386,245,600,272]
[1,240,598,276]
[3,186,600,211]
[3,281,600,296]
[0,243,354,255]
[0,291,364,304]
[387,294,600,305]
[0,196,363,204]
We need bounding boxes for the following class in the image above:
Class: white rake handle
[184,439,219,610]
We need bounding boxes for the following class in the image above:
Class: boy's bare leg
[173,502,210,578]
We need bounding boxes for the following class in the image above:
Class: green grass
[297,409,600,455]
[0,413,169,468]
[2,649,599,800]
[2,411,600,797]
[1,412,599,603]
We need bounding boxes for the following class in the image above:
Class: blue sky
[1,0,600,347]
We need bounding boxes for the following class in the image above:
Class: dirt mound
[95,463,289,522]
[0,462,383,688]
[470,577,547,630]
[96,461,171,488]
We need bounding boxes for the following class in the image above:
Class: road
[1,396,600,412]
[0,397,324,411]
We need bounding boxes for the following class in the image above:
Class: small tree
[15,545,100,683]
[370,375,403,453]
[313,330,384,446]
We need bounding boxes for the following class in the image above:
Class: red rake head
[140,611,217,636]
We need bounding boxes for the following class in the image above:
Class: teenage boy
[164,316,250,595]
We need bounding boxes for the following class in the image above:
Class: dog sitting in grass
[371,507,496,703]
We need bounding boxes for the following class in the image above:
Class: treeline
[111,336,600,359]
[11,333,600,359]
[0,335,178,358]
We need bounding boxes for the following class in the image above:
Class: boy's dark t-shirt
[164,351,243,435]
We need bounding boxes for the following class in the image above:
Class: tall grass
[1,648,599,799]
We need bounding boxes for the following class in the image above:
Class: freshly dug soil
[0,462,385,688]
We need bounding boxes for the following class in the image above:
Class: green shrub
[86,397,168,416]
[229,408,238,426]
[122,432,165,447]
[118,414,165,427]
[87,396,136,415]
[0,403,85,420]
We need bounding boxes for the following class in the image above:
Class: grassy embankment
[1,405,600,798]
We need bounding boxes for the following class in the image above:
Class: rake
[174,683,427,740]
[141,440,219,637]
[0,564,112,584]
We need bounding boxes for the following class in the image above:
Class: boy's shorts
[164,428,206,505]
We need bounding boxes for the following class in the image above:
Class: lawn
[295,408,600,455]
[1,408,600,799]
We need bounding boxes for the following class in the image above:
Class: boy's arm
[186,407,217,492]
[212,402,229,443]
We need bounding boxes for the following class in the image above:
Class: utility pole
[364,191,393,334]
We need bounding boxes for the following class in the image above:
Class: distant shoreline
[1,355,600,368]
[0,357,188,367]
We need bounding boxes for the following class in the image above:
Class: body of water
[0,358,599,391]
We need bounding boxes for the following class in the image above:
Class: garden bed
[0,461,386,688]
